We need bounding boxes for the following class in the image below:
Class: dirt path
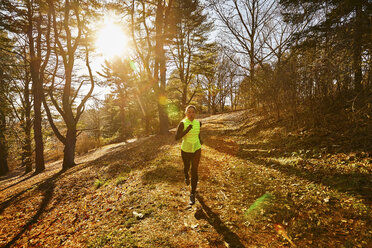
[0,110,371,247]
[0,137,149,203]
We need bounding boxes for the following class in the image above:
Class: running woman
[175,105,202,205]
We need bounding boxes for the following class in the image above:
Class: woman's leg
[190,149,201,194]
[181,150,192,184]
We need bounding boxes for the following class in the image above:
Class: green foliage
[167,103,183,126]
[167,0,214,110]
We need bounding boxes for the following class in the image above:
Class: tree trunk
[144,115,150,135]
[0,108,9,176]
[0,66,9,176]
[212,93,217,114]
[368,48,372,89]
[158,92,169,134]
[120,106,127,140]
[22,78,33,173]
[207,90,211,114]
[22,127,32,173]
[27,0,45,174]
[353,4,363,92]
[33,76,45,173]
[181,84,187,110]
[119,88,127,141]
[62,129,77,170]
[155,0,169,135]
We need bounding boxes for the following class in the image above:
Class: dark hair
[185,105,196,112]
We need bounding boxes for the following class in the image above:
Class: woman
[175,105,202,205]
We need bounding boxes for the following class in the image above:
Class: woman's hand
[186,125,193,131]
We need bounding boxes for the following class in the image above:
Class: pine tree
[280,0,371,93]
[168,0,213,109]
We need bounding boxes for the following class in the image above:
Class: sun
[95,16,128,59]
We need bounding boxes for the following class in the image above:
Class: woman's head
[185,105,196,120]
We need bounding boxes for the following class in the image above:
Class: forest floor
[0,110,371,248]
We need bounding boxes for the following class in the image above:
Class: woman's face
[185,107,196,120]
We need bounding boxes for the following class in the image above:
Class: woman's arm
[175,122,192,140]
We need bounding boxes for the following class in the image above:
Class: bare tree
[210,0,277,104]
[43,0,95,170]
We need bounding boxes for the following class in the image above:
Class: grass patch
[123,217,137,228]
[87,230,137,248]
[115,166,131,186]
[270,156,302,166]
[94,179,106,189]
[87,233,111,248]
[115,174,128,186]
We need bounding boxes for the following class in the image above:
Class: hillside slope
[0,110,371,247]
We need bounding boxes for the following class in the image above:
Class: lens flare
[129,60,138,72]
[244,193,272,220]
[167,103,182,120]
[158,95,168,105]
[96,15,128,59]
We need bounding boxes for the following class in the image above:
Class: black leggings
[181,149,201,194]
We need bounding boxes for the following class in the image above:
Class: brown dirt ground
[0,110,371,247]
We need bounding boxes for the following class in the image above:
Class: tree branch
[76,46,94,122]
[42,94,66,145]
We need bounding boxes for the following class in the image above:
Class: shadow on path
[250,156,372,203]
[0,167,26,182]
[3,170,63,248]
[195,195,245,248]
[142,164,183,184]
[203,130,372,203]
[0,173,36,193]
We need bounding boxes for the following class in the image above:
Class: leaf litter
[0,110,371,247]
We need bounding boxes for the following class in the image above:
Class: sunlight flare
[95,15,128,59]
[158,95,168,105]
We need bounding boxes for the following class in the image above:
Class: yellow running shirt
[181,118,201,153]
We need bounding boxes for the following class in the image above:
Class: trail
[0,110,371,247]
[0,137,150,203]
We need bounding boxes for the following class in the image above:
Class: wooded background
[0,0,371,175]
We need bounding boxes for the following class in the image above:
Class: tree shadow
[2,170,63,248]
[86,134,174,177]
[0,167,26,182]
[204,132,372,203]
[0,189,30,215]
[247,155,372,203]
[142,165,183,185]
[0,170,61,215]
[195,195,246,248]
[1,134,175,247]
[29,135,173,212]
[0,173,36,193]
